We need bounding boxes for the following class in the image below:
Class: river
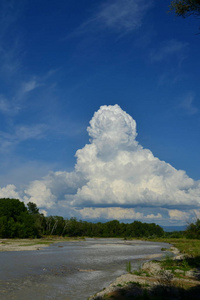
[0,238,170,300]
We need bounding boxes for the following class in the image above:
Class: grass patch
[142,238,200,272]
[133,269,144,276]
[126,261,132,273]
[146,238,200,257]
[133,269,151,277]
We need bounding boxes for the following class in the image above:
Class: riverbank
[89,240,200,299]
[0,237,83,251]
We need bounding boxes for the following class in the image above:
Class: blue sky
[0,0,200,226]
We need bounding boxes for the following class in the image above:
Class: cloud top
[86,104,138,159]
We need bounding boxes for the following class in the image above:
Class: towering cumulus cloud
[15,105,200,223]
[73,105,200,208]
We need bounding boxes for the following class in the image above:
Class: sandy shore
[0,239,50,251]
[0,237,84,252]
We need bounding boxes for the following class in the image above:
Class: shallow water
[0,238,170,300]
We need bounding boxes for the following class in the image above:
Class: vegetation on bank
[91,238,200,300]
[0,198,164,238]
[147,237,200,257]
[1,198,200,242]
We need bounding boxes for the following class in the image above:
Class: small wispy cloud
[94,0,152,33]
[15,124,47,140]
[180,93,198,115]
[0,95,20,115]
[19,79,40,95]
[150,39,188,63]
[69,0,153,37]
[0,124,48,152]
[0,78,40,118]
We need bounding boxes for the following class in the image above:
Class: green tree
[0,216,8,238]
[170,0,200,17]
[185,218,200,239]
[103,220,121,237]
[0,198,26,221]
[27,202,39,214]
[0,198,41,238]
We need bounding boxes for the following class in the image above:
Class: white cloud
[71,105,200,208]
[24,180,56,209]
[168,209,189,221]
[192,209,200,220]
[146,213,162,219]
[0,184,21,199]
[1,104,200,223]
[78,207,142,220]
[77,207,162,221]
[21,105,200,218]
[39,209,48,216]
[23,171,85,209]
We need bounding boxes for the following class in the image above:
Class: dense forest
[1,198,199,239]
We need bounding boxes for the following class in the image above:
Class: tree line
[0,198,164,238]
[1,198,200,239]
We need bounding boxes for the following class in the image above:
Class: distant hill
[162,225,187,232]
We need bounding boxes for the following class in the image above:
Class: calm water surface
[0,238,170,300]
